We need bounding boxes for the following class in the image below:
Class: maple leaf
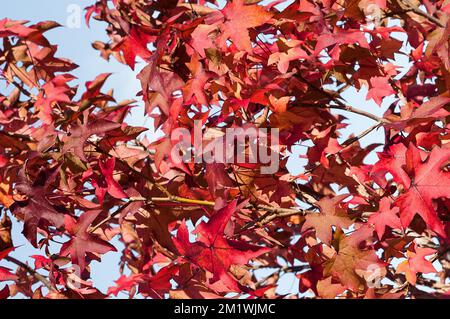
[138,265,179,299]
[113,27,154,70]
[91,157,128,204]
[368,197,402,239]
[316,276,346,299]
[107,274,144,297]
[170,263,228,299]
[35,74,74,124]
[314,29,370,56]
[173,200,270,291]
[326,231,386,291]
[61,119,121,162]
[405,96,450,122]
[80,73,112,101]
[269,95,291,113]
[182,54,211,105]
[60,210,116,271]
[12,167,65,247]
[0,266,17,282]
[190,24,218,57]
[366,76,395,106]
[396,244,436,285]
[268,39,309,74]
[0,285,9,299]
[426,19,450,69]
[30,255,53,270]
[137,57,185,116]
[301,195,353,245]
[218,0,273,52]
[396,144,450,237]
[371,143,410,188]
[0,248,17,283]
[0,18,35,38]
[205,163,235,195]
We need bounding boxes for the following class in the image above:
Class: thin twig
[294,74,386,123]
[4,256,56,292]
[400,0,445,28]
[255,264,310,288]
[303,121,382,176]
[89,196,312,233]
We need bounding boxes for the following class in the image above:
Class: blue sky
[1,0,408,298]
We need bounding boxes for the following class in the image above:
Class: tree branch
[294,74,386,123]
[4,256,56,293]
[399,0,446,28]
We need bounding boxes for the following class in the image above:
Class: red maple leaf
[0,18,35,38]
[396,144,450,237]
[218,0,273,52]
[86,157,128,204]
[0,285,9,299]
[396,243,436,285]
[0,248,17,283]
[107,274,145,297]
[173,200,270,291]
[12,167,65,247]
[60,210,116,271]
[113,26,154,70]
[182,54,211,105]
[61,119,121,162]
[366,76,395,106]
[302,195,353,245]
[371,143,410,188]
[368,197,402,239]
[35,74,74,124]
[314,29,370,57]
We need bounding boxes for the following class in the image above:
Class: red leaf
[368,197,402,239]
[174,200,270,291]
[301,195,353,245]
[315,29,370,56]
[397,243,436,285]
[0,267,17,282]
[218,0,273,52]
[98,157,128,201]
[0,248,16,282]
[366,76,395,106]
[0,18,35,38]
[397,144,450,237]
[13,167,65,247]
[62,119,121,162]
[60,210,116,271]
[371,143,410,188]
[113,27,154,70]
[182,54,211,105]
[0,285,10,299]
[107,274,144,297]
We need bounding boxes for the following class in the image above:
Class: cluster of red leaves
[0,0,450,299]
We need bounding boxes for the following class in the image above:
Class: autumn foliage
[1,0,450,299]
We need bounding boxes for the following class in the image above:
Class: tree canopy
[0,0,450,299]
